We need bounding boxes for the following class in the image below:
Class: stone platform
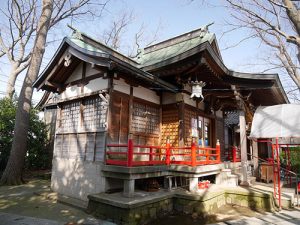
[87,184,282,225]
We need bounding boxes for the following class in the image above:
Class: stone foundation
[88,196,173,225]
[87,187,279,225]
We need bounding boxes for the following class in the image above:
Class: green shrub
[0,97,50,171]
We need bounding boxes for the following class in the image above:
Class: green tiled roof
[134,31,215,68]
[69,38,107,54]
[68,25,216,69]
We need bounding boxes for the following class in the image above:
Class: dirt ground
[0,179,103,224]
[0,178,276,225]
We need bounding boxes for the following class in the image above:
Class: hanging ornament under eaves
[190,80,206,101]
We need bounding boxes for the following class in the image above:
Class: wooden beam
[178,102,185,147]
[128,86,133,134]
[81,62,86,94]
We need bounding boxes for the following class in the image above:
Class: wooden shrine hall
[34,25,288,201]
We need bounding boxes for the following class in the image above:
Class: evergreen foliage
[0,97,50,171]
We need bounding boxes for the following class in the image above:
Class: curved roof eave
[33,37,69,89]
[34,37,177,93]
[229,71,289,104]
[140,40,228,73]
[66,38,178,93]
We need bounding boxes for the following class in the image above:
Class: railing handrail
[106,141,220,167]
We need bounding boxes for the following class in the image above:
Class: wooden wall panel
[68,134,78,159]
[54,134,63,157]
[95,132,105,161]
[184,107,197,146]
[77,133,86,160]
[108,91,129,144]
[161,104,179,147]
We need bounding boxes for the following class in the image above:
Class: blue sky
[0,0,278,103]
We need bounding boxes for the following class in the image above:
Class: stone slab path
[214,208,300,225]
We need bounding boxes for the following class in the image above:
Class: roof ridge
[67,25,138,65]
[142,24,213,55]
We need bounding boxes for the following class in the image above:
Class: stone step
[216,169,238,187]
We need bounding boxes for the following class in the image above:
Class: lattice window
[83,97,107,131]
[132,102,159,135]
[60,101,80,132]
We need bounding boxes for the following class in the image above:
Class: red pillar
[166,137,171,165]
[287,145,292,186]
[127,138,133,167]
[149,147,153,163]
[191,138,196,167]
[232,146,237,163]
[276,137,281,209]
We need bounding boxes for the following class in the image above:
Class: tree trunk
[0,0,53,185]
[5,64,19,99]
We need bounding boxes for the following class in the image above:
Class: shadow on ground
[0,179,103,224]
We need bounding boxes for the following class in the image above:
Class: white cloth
[250,104,300,139]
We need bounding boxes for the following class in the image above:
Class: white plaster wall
[113,78,130,95]
[61,85,81,99]
[85,63,99,77]
[66,62,82,83]
[134,86,160,104]
[51,158,105,201]
[83,77,108,94]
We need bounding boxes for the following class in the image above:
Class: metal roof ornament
[64,53,72,67]
[190,80,206,102]
[72,30,83,40]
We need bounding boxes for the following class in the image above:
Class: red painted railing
[106,139,221,167]
[224,146,241,162]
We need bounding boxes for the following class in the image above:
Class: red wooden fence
[106,139,221,167]
[224,146,241,162]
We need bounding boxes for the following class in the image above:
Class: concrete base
[189,177,199,193]
[215,169,238,187]
[123,179,135,197]
[51,158,105,201]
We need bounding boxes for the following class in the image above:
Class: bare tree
[0,0,54,185]
[101,10,135,51]
[0,0,108,185]
[100,10,162,57]
[0,0,108,98]
[219,0,300,90]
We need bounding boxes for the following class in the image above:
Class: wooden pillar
[252,140,259,177]
[239,110,249,186]
[178,101,185,147]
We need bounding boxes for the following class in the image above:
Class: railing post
[191,137,196,167]
[166,137,170,165]
[233,146,237,163]
[127,135,133,167]
[149,147,153,162]
[216,139,221,163]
